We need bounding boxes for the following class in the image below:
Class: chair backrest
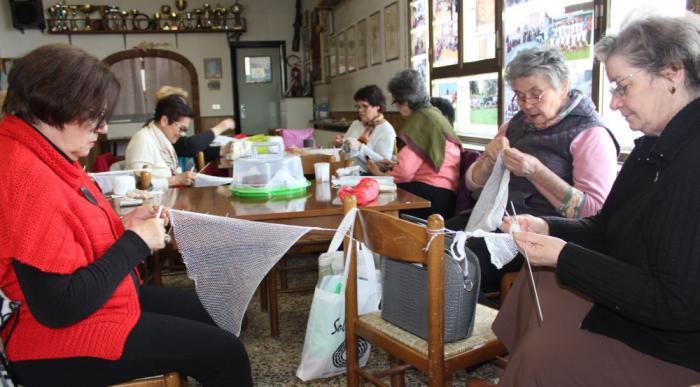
[454,148,480,216]
[300,153,335,176]
[194,151,206,172]
[343,196,447,374]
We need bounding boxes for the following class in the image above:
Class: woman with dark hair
[125,94,198,190]
[367,69,461,219]
[0,44,252,386]
[333,84,396,172]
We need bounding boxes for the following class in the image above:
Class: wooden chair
[300,153,335,177]
[343,196,506,386]
[194,151,206,171]
[109,372,186,387]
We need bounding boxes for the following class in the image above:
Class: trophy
[81,4,96,31]
[160,5,172,30]
[175,0,187,30]
[175,0,187,12]
[119,10,129,31]
[193,8,203,29]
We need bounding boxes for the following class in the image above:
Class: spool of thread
[113,175,136,196]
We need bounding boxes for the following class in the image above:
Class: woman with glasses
[125,94,198,189]
[473,15,700,387]
[460,46,619,294]
[332,85,396,173]
[367,69,461,219]
[0,44,252,386]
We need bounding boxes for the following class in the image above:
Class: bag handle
[326,208,358,253]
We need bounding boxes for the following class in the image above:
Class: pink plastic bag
[338,178,379,205]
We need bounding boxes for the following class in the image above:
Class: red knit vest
[0,116,141,361]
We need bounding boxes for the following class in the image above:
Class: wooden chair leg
[279,256,288,290]
[259,277,268,312]
[149,253,162,286]
[266,267,279,337]
[389,356,405,387]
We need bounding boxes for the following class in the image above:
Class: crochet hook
[509,202,544,326]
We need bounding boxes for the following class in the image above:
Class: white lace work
[169,209,315,335]
[463,153,519,269]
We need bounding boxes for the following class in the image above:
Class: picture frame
[337,30,346,75]
[356,18,368,69]
[203,57,222,79]
[369,11,382,65]
[384,2,399,61]
[346,25,356,72]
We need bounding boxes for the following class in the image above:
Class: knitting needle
[155,205,163,219]
[509,202,544,326]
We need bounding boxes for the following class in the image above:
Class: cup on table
[137,170,152,190]
[315,182,331,201]
[314,162,330,183]
[113,175,136,196]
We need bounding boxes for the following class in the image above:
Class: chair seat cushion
[359,304,499,358]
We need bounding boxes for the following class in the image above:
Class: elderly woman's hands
[169,171,196,187]
[501,214,549,235]
[332,134,344,148]
[366,159,395,175]
[484,137,510,165]
[503,147,543,177]
[512,232,565,267]
[123,206,167,251]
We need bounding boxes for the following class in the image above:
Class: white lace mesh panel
[170,209,314,335]
[464,153,519,269]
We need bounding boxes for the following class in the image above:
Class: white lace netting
[462,153,519,269]
[169,209,315,335]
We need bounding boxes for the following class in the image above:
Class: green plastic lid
[230,180,311,198]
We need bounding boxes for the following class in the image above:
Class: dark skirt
[493,269,700,386]
[397,181,455,220]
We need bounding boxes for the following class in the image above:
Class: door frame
[230,40,287,134]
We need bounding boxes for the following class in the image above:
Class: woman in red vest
[0,44,252,386]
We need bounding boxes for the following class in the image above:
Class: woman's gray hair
[504,47,570,91]
[595,14,700,92]
[387,69,430,111]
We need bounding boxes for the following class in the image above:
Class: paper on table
[194,173,234,187]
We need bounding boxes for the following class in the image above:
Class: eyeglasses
[608,69,643,98]
[354,102,372,110]
[88,110,107,131]
[173,122,189,133]
[511,89,547,106]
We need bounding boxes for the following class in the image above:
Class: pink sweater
[390,140,461,192]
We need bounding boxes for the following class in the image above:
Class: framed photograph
[244,56,272,83]
[337,30,346,75]
[357,18,368,69]
[346,26,356,72]
[203,57,222,79]
[369,11,382,65]
[384,2,399,61]
[329,35,337,77]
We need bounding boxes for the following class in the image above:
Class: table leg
[259,276,268,312]
[267,267,279,337]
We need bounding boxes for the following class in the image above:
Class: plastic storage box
[230,142,310,198]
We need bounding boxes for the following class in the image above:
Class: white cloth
[342,120,396,172]
[169,210,314,335]
[124,123,181,191]
[465,153,519,269]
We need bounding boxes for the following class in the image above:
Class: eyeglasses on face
[511,90,546,106]
[354,102,372,110]
[608,69,643,98]
[173,122,189,133]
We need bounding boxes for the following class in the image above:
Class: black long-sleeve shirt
[173,130,220,162]
[14,231,150,328]
[546,97,700,372]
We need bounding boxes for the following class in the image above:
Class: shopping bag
[296,209,381,381]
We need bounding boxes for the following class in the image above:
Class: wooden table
[116,182,430,336]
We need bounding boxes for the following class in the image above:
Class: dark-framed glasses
[609,69,643,98]
[511,90,546,106]
[90,110,106,131]
[173,122,189,133]
[354,102,372,110]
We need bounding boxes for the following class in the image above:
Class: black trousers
[10,286,253,387]
[397,181,456,220]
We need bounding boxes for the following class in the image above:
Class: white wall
[0,0,297,138]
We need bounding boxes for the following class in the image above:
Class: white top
[124,123,181,191]
[343,120,396,171]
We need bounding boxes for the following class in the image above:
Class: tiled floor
[163,255,500,386]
